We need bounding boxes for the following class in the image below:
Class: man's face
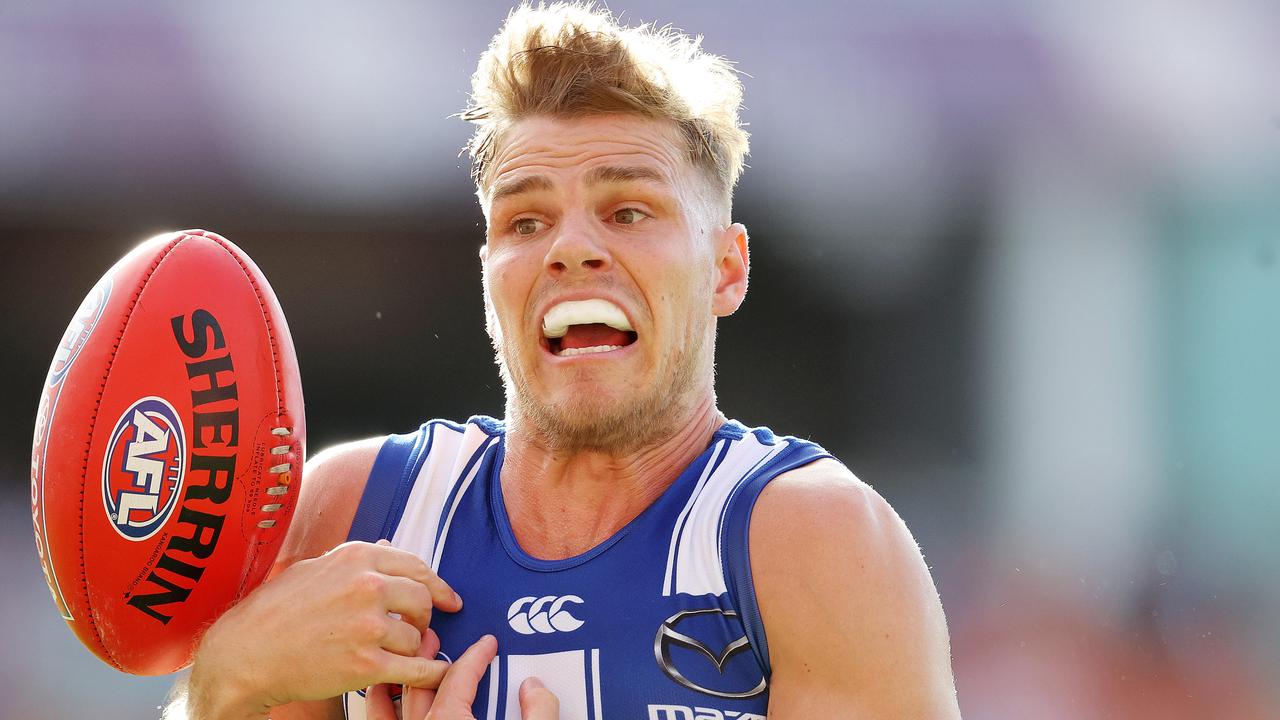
[480,114,748,452]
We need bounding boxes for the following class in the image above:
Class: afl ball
[30,230,305,675]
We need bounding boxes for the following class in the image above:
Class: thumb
[519,677,559,720]
[430,635,499,715]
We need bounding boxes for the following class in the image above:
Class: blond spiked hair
[462,2,749,213]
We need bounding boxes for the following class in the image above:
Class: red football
[30,230,306,675]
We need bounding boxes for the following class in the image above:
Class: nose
[544,215,611,277]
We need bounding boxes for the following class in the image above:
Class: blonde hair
[462,2,749,211]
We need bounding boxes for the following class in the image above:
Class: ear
[712,223,749,317]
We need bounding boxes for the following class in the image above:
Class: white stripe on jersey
[388,423,463,561]
[664,431,787,597]
[430,434,499,571]
[486,655,501,720]
[661,439,727,597]
[590,648,603,720]
[376,422,494,572]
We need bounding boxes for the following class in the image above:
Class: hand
[189,540,463,718]
[369,635,559,720]
[365,627,441,720]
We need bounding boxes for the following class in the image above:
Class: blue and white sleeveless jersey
[341,416,831,720]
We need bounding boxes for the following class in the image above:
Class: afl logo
[49,275,112,387]
[102,397,186,541]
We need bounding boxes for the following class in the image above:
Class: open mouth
[542,299,638,357]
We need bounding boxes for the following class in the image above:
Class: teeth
[558,344,623,357]
[542,299,633,339]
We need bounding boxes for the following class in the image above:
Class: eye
[612,207,647,225]
[512,217,545,236]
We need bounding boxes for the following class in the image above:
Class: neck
[501,396,725,560]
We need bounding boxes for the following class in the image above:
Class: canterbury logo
[507,595,585,634]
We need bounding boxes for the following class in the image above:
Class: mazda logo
[654,608,767,699]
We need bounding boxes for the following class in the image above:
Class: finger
[376,652,452,690]
[430,635,499,715]
[380,615,424,657]
[519,677,559,720]
[420,627,442,659]
[401,629,442,720]
[365,683,397,720]
[403,685,437,719]
[371,544,463,612]
[380,575,436,631]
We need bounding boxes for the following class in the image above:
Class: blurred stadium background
[2,1,1278,717]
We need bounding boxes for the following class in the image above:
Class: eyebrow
[489,174,553,205]
[488,165,670,205]
[584,165,668,187]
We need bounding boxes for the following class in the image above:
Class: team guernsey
[342,416,831,720]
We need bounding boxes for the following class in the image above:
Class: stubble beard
[495,335,711,454]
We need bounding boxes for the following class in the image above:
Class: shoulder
[749,458,960,716]
[270,435,387,573]
[749,459,918,604]
[750,457,902,555]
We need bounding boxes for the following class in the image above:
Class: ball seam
[196,231,288,600]
[81,234,187,670]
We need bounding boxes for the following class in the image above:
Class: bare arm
[175,437,461,720]
[210,438,379,720]
[751,459,961,718]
